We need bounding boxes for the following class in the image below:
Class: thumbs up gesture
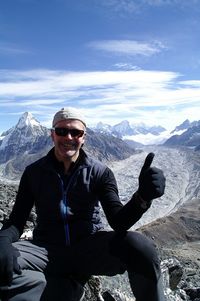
[138,152,166,202]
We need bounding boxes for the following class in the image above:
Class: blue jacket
[6,148,146,246]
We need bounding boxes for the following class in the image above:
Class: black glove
[0,235,21,286]
[138,152,166,202]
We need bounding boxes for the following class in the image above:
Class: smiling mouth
[62,143,76,150]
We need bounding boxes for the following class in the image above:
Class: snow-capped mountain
[0,112,52,164]
[94,120,166,138]
[95,121,112,133]
[164,120,200,148]
[112,120,135,137]
[96,120,162,147]
[170,119,199,134]
[94,119,200,147]
[1,112,199,181]
[0,112,136,180]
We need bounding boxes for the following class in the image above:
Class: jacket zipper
[60,185,70,246]
[58,167,85,246]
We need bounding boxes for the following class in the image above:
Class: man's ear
[82,131,86,143]
[50,129,55,142]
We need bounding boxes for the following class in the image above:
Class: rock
[102,290,131,300]
[161,258,186,301]
[162,258,183,291]
[83,276,104,301]
[185,287,200,300]
[102,291,116,300]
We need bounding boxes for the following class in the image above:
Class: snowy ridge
[94,119,200,146]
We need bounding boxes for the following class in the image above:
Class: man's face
[51,119,86,162]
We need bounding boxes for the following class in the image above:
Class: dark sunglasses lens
[54,128,66,136]
[70,129,84,137]
[55,128,84,137]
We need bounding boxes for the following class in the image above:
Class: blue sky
[0,0,200,134]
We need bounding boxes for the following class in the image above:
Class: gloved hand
[138,152,166,203]
[0,236,21,286]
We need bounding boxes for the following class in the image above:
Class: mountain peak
[113,120,131,130]
[170,119,191,134]
[0,112,51,164]
[116,120,130,126]
[16,112,40,129]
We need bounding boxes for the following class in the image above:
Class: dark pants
[0,231,165,301]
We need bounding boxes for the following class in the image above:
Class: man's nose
[64,133,73,139]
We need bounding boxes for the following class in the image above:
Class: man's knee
[110,231,161,280]
[40,277,85,301]
[0,270,46,301]
[26,270,47,289]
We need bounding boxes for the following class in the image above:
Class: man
[0,107,166,301]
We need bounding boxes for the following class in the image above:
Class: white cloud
[0,69,176,98]
[179,80,200,87]
[113,63,140,70]
[0,68,199,131]
[88,40,166,56]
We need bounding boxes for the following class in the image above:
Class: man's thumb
[140,152,155,173]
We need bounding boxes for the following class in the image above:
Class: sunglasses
[52,127,85,138]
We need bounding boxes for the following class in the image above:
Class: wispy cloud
[88,40,166,57]
[0,68,199,130]
[113,63,140,70]
[0,43,30,56]
[96,0,200,14]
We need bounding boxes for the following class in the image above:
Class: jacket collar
[43,147,89,173]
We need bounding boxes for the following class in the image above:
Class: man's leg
[0,270,46,301]
[40,277,85,301]
[0,240,47,301]
[0,271,84,301]
[128,272,165,301]
[0,240,84,301]
[107,231,165,301]
[9,232,164,301]
[56,231,165,301]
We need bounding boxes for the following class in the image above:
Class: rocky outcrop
[83,257,200,300]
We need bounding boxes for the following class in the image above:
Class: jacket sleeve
[98,167,148,232]
[1,167,35,238]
